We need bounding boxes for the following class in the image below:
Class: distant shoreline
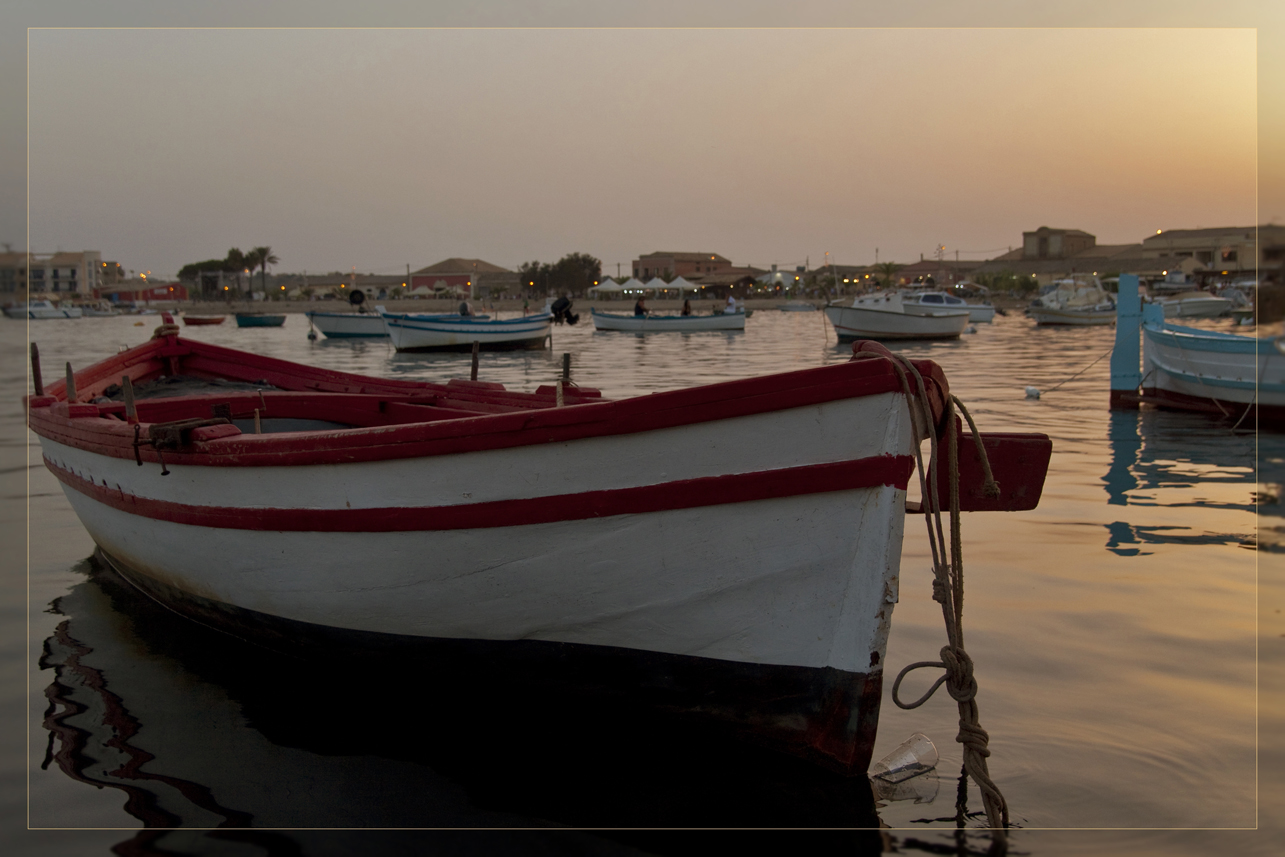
[122,294,1032,315]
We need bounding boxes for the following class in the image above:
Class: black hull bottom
[96,547,885,777]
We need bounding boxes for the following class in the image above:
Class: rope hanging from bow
[864,351,1010,839]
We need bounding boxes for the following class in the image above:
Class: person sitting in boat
[724,295,738,314]
[634,297,647,316]
[681,299,691,316]
[458,300,472,316]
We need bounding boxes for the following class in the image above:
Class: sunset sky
[3,3,1281,279]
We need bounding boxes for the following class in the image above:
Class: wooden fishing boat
[824,293,969,341]
[305,310,388,338]
[234,313,287,328]
[1111,273,1284,427]
[382,311,551,351]
[590,308,746,332]
[181,315,226,326]
[25,316,1050,774]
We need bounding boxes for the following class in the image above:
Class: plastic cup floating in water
[869,732,939,783]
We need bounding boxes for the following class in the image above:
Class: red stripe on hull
[50,455,912,532]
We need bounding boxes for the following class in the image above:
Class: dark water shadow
[40,559,886,835]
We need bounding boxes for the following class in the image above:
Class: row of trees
[517,252,601,297]
[178,246,279,298]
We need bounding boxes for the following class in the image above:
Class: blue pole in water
[1109,273,1142,409]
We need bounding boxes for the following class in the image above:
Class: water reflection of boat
[26,320,1050,779]
[590,308,746,331]
[1103,409,1260,555]
[40,558,886,828]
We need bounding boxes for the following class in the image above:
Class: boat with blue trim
[382,310,552,351]
[1110,273,1285,427]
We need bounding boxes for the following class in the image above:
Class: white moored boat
[1028,276,1116,325]
[1153,291,1232,319]
[824,292,969,341]
[1112,273,1285,427]
[5,299,84,319]
[591,309,746,332]
[382,311,551,351]
[306,309,390,338]
[902,291,996,323]
[25,319,1050,775]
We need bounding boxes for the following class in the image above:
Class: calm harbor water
[3,309,1283,855]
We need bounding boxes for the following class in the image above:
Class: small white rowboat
[382,312,551,351]
[305,310,389,338]
[26,318,1049,774]
[825,293,969,341]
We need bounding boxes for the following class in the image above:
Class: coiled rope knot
[956,719,992,759]
[940,644,978,703]
[931,576,948,604]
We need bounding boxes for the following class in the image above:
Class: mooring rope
[1039,346,1111,395]
[863,350,1010,839]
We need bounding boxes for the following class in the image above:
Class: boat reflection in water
[1102,409,1270,555]
[40,555,890,833]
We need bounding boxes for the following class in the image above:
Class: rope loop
[890,660,949,710]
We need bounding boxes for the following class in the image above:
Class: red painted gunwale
[48,454,914,531]
[28,332,951,468]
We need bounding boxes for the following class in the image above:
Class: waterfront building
[632,252,733,280]
[0,250,105,298]
[410,258,519,299]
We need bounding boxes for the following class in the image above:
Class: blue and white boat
[382,312,552,352]
[1110,273,1285,427]
[306,310,389,338]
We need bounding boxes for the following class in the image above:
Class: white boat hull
[591,310,746,331]
[1158,297,1233,319]
[306,311,389,338]
[5,304,83,319]
[825,304,969,340]
[39,392,911,676]
[384,312,551,351]
[1143,322,1285,409]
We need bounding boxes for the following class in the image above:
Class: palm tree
[874,262,903,288]
[252,246,279,292]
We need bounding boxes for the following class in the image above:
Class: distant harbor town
[3,223,1282,319]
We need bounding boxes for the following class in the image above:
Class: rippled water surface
[4,310,1283,855]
